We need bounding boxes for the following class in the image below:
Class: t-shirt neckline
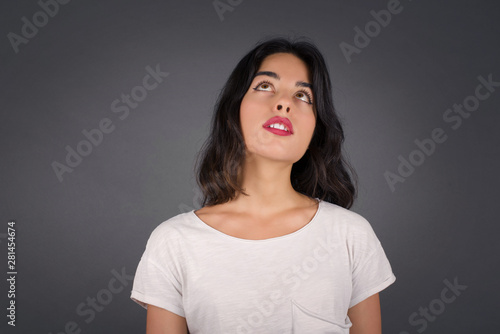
[190,198,323,243]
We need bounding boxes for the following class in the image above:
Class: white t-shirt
[130,199,396,334]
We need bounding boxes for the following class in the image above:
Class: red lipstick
[262,116,294,136]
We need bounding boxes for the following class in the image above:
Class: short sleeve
[130,225,185,317]
[349,241,396,308]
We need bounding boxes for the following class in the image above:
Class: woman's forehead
[257,53,311,81]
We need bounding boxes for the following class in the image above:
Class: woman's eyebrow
[254,71,313,90]
[254,71,280,80]
[296,81,313,89]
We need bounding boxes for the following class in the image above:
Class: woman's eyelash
[298,90,313,104]
[253,81,313,104]
[253,80,273,90]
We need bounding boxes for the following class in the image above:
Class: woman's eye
[295,91,313,104]
[254,81,273,91]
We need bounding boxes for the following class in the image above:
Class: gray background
[1,0,499,333]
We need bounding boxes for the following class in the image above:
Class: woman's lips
[262,116,294,135]
[264,127,292,136]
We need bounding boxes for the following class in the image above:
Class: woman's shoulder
[192,201,244,232]
[146,210,196,245]
[318,201,384,254]
[319,200,367,222]
[318,200,375,233]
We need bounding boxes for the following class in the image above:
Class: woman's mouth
[263,123,292,136]
[262,116,294,136]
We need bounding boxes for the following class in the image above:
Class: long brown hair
[195,37,357,209]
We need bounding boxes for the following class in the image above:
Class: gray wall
[1,0,499,333]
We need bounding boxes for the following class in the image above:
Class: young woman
[131,37,396,334]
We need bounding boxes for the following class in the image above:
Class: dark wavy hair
[195,37,357,209]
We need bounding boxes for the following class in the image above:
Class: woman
[131,37,396,333]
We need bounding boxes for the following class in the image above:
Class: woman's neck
[226,155,313,216]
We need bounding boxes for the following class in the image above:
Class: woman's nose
[276,104,291,113]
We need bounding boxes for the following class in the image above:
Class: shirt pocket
[291,299,352,334]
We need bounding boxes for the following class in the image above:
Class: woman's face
[240,53,316,164]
